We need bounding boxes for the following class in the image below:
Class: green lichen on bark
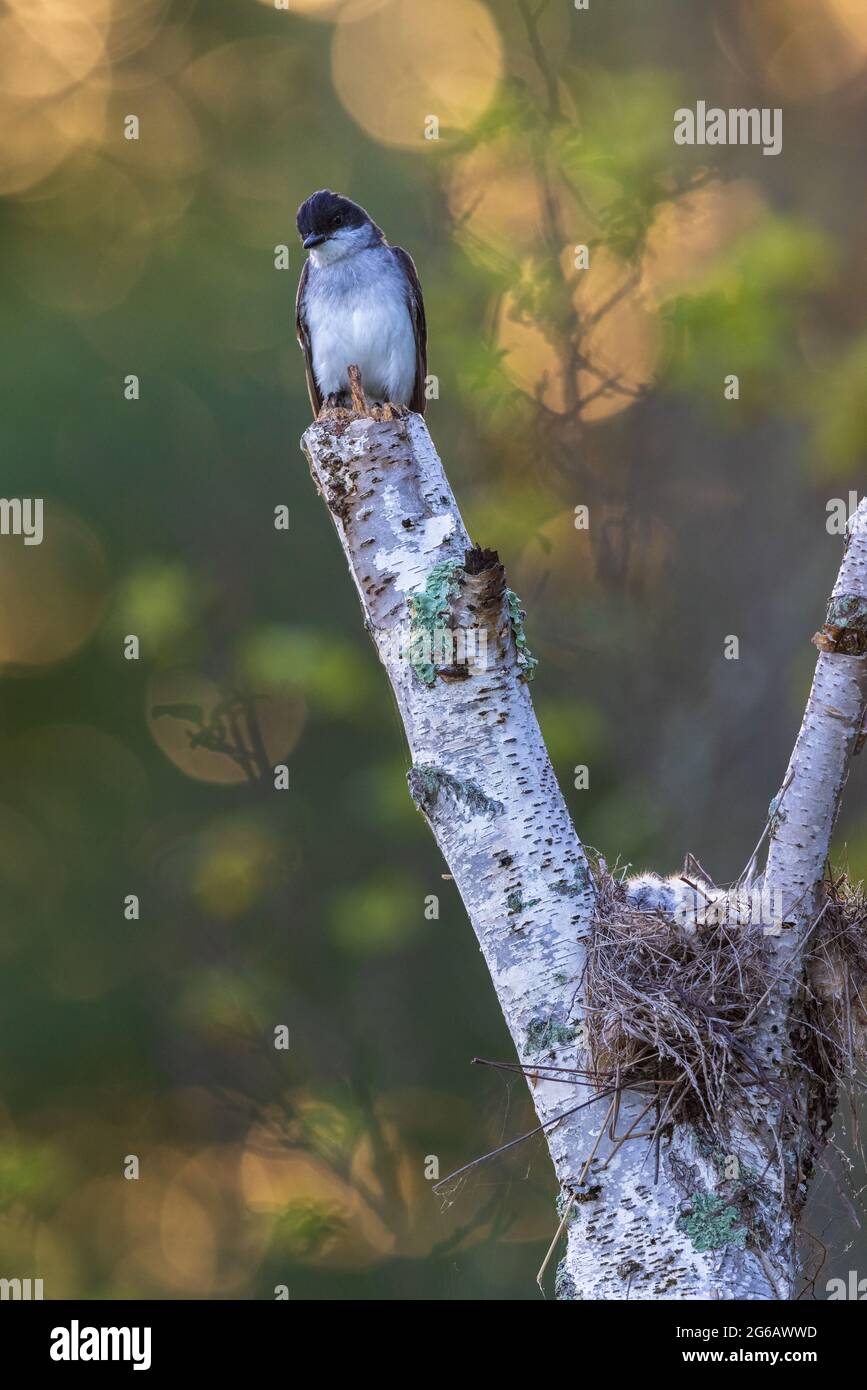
[407,563,538,683]
[825,593,867,654]
[556,1191,580,1224]
[827,593,867,632]
[507,888,541,913]
[767,790,787,833]
[526,1015,576,1053]
[554,1259,579,1299]
[677,1192,747,1253]
[553,863,592,897]
[506,588,538,680]
[407,559,463,684]
[407,764,504,819]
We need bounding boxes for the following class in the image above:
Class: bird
[295,190,427,417]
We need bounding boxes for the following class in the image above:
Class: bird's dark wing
[391,245,427,415]
[295,258,322,417]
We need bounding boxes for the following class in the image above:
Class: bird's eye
[333,215,343,227]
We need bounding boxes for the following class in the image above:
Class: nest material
[585,866,772,1132]
[583,862,867,1143]
[807,873,867,1080]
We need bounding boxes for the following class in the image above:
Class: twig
[347,363,368,414]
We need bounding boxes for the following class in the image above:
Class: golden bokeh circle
[332,0,503,147]
[147,668,306,785]
[640,179,767,307]
[737,0,867,99]
[497,249,660,421]
[0,505,110,672]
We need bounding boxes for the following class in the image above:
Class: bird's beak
[303,233,327,249]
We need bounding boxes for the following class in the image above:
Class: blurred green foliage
[662,220,834,406]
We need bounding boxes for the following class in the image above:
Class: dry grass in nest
[584,864,774,1140]
[584,861,867,1150]
[808,873,867,1085]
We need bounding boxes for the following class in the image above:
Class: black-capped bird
[295,190,427,417]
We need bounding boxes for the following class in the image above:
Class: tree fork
[302,399,867,1300]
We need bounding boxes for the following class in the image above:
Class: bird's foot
[316,385,409,425]
[369,401,409,422]
[316,392,355,423]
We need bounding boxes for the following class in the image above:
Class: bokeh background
[1,0,866,1299]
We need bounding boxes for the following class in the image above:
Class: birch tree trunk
[302,406,867,1300]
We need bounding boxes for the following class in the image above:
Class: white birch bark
[736,500,867,1297]
[302,411,866,1300]
[302,412,596,1201]
[765,502,867,933]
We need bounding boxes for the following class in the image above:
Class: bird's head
[296,190,382,266]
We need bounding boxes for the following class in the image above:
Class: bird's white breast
[303,247,416,405]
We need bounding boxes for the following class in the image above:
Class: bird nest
[583,860,867,1142]
[806,872,867,1082]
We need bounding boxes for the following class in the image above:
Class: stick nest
[585,865,771,1131]
[583,861,867,1142]
[807,873,867,1082]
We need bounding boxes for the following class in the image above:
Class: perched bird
[295,190,427,417]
